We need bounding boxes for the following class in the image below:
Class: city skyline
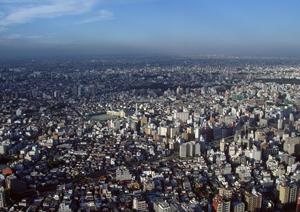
[0,0,300,58]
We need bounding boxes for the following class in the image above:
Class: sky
[0,0,300,59]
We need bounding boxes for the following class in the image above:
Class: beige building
[279,183,290,204]
[245,190,262,212]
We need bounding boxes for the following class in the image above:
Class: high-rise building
[290,113,295,123]
[220,139,225,152]
[187,141,194,157]
[195,142,201,156]
[212,195,230,212]
[245,190,262,212]
[179,143,187,158]
[289,184,298,204]
[279,183,290,205]
[77,85,82,97]
[233,201,245,212]
[278,118,283,130]
[0,186,5,208]
[296,191,300,212]
[252,146,262,161]
[180,141,200,158]
[169,127,179,138]
[195,127,201,141]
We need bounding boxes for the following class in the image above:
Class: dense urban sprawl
[1,57,300,211]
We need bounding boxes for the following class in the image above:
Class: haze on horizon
[0,0,300,59]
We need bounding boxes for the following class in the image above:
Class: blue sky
[0,0,300,58]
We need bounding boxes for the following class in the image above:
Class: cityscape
[1,0,300,212]
[1,57,300,211]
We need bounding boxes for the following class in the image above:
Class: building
[245,190,262,212]
[220,139,225,152]
[0,140,11,155]
[179,143,187,158]
[233,201,245,212]
[194,127,201,141]
[5,174,27,193]
[174,112,189,122]
[0,187,5,208]
[284,137,300,155]
[58,202,72,212]
[133,197,148,211]
[195,142,201,156]
[289,184,298,204]
[16,108,22,116]
[158,126,168,137]
[116,166,132,181]
[187,141,195,157]
[169,127,179,138]
[212,195,230,212]
[153,201,171,212]
[296,191,300,212]
[180,141,200,158]
[279,183,290,205]
[278,118,283,130]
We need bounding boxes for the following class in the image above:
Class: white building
[195,143,201,156]
[179,143,187,158]
[116,166,132,181]
[174,112,189,122]
[133,198,148,211]
[154,201,171,212]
